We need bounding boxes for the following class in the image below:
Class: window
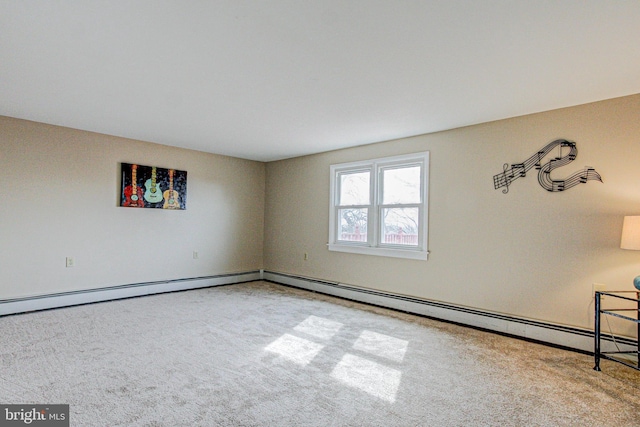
[328,152,429,260]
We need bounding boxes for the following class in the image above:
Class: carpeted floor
[0,281,639,426]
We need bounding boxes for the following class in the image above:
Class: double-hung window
[328,152,429,260]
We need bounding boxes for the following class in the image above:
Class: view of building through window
[338,171,370,242]
[337,165,421,246]
[329,151,429,259]
[380,165,420,245]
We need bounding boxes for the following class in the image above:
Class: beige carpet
[0,281,638,426]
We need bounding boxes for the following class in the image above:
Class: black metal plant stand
[594,290,640,372]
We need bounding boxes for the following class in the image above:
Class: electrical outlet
[66,257,75,268]
[193,251,199,259]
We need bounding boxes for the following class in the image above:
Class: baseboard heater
[0,271,261,317]
[263,271,636,355]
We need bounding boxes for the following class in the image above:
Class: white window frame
[328,152,429,260]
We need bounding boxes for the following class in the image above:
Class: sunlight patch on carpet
[293,315,344,340]
[353,330,408,363]
[330,353,402,403]
[264,334,325,366]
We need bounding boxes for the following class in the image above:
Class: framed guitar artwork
[120,163,187,210]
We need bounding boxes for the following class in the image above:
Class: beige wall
[264,94,640,333]
[2,94,639,335]
[0,116,265,299]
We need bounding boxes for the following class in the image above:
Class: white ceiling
[1,1,639,162]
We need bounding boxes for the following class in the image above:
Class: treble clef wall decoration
[493,139,602,194]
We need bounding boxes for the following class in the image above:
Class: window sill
[328,243,429,260]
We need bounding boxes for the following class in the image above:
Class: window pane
[382,166,420,204]
[338,208,368,242]
[381,208,419,246]
[339,171,370,205]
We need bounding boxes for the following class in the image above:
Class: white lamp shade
[620,216,640,250]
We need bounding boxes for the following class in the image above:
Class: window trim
[328,152,429,260]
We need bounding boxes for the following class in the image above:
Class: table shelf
[594,290,640,372]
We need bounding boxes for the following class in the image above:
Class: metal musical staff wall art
[493,139,602,194]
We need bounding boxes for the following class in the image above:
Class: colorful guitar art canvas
[162,169,182,209]
[122,164,145,207]
[144,167,163,204]
[120,163,187,209]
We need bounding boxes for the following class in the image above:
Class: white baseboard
[0,271,261,316]
[3,270,634,357]
[263,271,636,354]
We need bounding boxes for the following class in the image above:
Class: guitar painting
[144,167,163,204]
[122,164,145,207]
[163,169,181,209]
[120,163,187,209]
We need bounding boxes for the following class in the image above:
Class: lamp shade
[620,216,640,250]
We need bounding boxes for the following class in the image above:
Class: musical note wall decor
[120,163,187,209]
[493,139,602,194]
